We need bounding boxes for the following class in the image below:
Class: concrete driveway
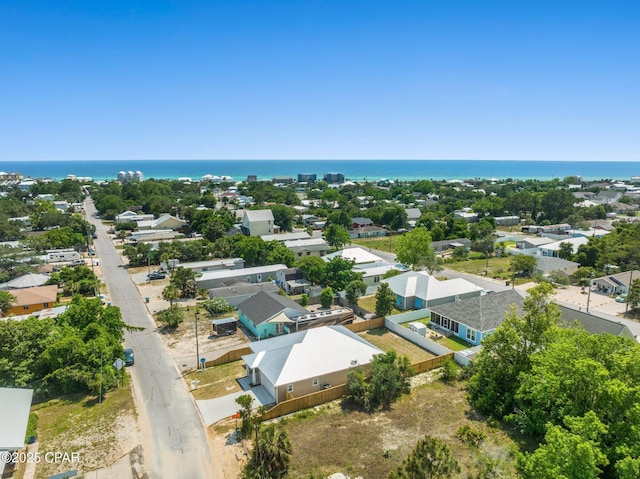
[197,382,274,426]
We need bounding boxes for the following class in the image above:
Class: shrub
[157,305,184,328]
[456,424,486,447]
[441,358,460,382]
[300,294,309,306]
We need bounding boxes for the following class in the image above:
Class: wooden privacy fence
[204,346,252,368]
[409,352,454,374]
[260,384,348,421]
[259,352,453,421]
[345,317,385,332]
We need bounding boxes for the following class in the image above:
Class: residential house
[515,237,554,250]
[592,270,640,295]
[208,282,280,308]
[241,325,382,403]
[176,258,245,274]
[276,268,310,295]
[382,271,484,310]
[405,208,422,228]
[592,190,623,205]
[324,247,385,265]
[454,210,479,223]
[538,236,589,257]
[2,285,59,317]
[0,273,50,290]
[349,225,387,239]
[351,217,374,230]
[429,290,525,346]
[237,291,308,339]
[115,210,154,224]
[241,209,277,236]
[430,238,472,253]
[558,306,635,340]
[353,262,404,286]
[536,256,580,277]
[136,213,188,231]
[494,216,521,226]
[195,264,287,290]
[261,232,310,243]
[284,238,329,258]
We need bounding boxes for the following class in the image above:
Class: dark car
[92,233,98,239]
[124,349,135,366]
[147,272,166,280]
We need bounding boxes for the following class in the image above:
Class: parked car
[88,249,96,256]
[124,349,135,366]
[148,272,166,280]
[615,294,628,303]
[92,233,98,239]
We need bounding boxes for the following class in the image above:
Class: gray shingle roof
[429,290,525,332]
[558,306,629,336]
[237,291,308,325]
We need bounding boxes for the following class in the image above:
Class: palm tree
[0,291,17,316]
[247,423,292,479]
[162,285,179,307]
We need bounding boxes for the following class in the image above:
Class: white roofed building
[241,209,276,237]
[242,325,382,403]
[382,271,484,310]
[324,247,385,265]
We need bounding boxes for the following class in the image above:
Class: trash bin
[28,435,36,444]
[145,297,149,303]
[505,281,510,286]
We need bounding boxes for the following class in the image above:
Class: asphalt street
[85,198,213,478]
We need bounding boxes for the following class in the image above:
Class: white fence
[385,311,453,357]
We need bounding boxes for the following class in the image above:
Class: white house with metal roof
[195,264,287,289]
[323,247,385,265]
[242,325,382,403]
[382,271,484,310]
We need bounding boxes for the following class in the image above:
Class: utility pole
[586,272,594,312]
[195,311,200,370]
[625,270,633,318]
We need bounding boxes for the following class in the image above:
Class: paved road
[85,198,213,478]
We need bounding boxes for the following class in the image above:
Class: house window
[24,305,29,310]
[312,377,319,387]
[374,276,380,283]
[44,303,49,308]
[287,384,294,393]
[450,320,459,333]
[466,328,477,342]
[275,323,284,334]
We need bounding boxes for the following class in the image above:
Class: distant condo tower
[117,170,144,182]
[298,173,317,183]
[323,172,344,184]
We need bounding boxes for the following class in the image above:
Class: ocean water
[0,159,639,182]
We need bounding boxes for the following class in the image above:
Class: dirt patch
[207,422,247,479]
[281,378,522,479]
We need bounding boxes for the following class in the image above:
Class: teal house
[237,291,308,339]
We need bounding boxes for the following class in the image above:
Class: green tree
[627,278,640,313]
[395,227,439,273]
[518,412,609,479]
[265,243,296,267]
[268,204,295,232]
[0,291,17,315]
[345,280,367,305]
[323,224,351,250]
[235,394,255,439]
[558,241,574,260]
[319,287,334,308]
[157,305,184,328]
[388,435,461,479]
[375,282,396,317]
[467,283,559,418]
[510,254,537,279]
[540,189,576,223]
[323,257,361,291]
[203,297,234,316]
[368,351,412,410]
[296,256,326,285]
[162,285,179,307]
[451,246,468,261]
[170,267,198,298]
[244,423,292,479]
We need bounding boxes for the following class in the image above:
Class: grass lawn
[186,361,246,400]
[357,295,402,316]
[358,328,435,364]
[399,321,473,352]
[282,379,526,479]
[30,374,137,478]
[444,256,524,282]
[350,235,400,254]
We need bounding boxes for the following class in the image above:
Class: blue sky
[1,1,639,161]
